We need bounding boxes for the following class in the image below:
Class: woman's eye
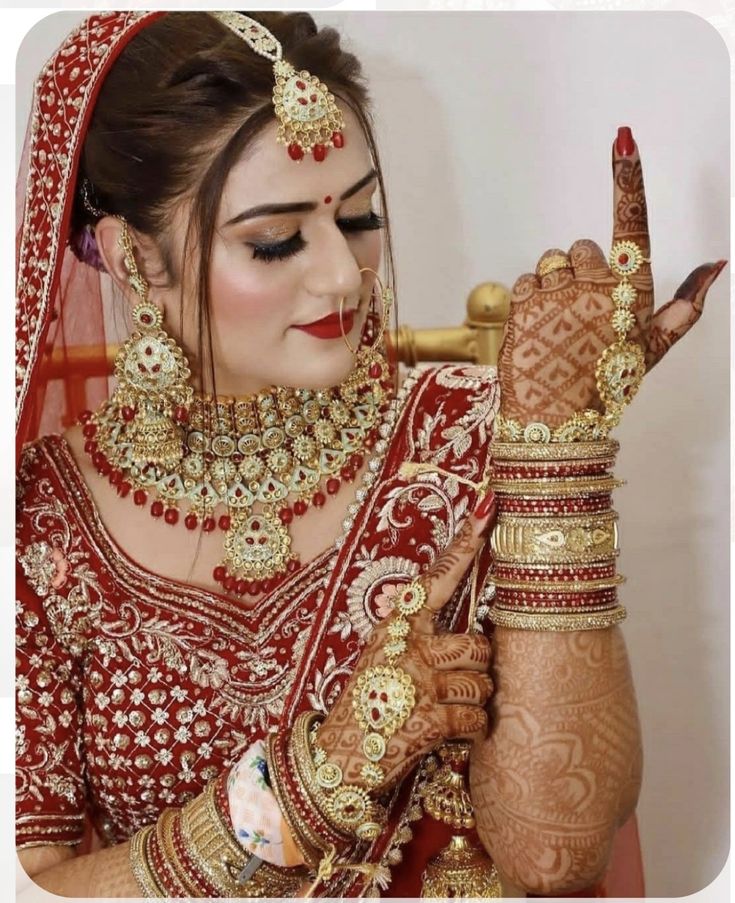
[336,210,387,233]
[248,211,386,263]
[250,233,306,263]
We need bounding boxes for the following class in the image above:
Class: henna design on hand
[318,511,497,793]
[498,132,725,426]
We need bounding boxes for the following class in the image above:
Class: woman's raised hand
[317,493,498,795]
[497,125,727,429]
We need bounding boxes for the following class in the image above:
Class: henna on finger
[416,632,492,671]
[440,703,489,741]
[646,261,726,369]
[434,671,494,705]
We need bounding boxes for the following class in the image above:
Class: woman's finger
[420,493,497,615]
[439,704,489,743]
[611,127,652,278]
[568,238,609,277]
[434,671,494,705]
[646,260,727,370]
[415,633,492,672]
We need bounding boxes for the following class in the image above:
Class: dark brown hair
[71,11,397,394]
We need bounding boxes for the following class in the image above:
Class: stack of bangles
[487,438,627,631]
[488,239,653,630]
[128,767,307,897]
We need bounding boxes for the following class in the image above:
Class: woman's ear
[94,215,131,293]
[94,217,166,302]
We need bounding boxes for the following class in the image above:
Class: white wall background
[16,10,730,898]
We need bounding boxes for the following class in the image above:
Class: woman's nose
[304,224,363,302]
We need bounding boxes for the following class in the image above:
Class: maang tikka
[210,11,345,163]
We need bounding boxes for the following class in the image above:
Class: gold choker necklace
[79,365,393,597]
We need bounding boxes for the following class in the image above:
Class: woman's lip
[296,310,354,329]
[292,310,355,339]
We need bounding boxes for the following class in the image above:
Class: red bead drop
[223,576,236,592]
[332,131,345,148]
[350,454,364,469]
[294,500,308,516]
[326,478,340,495]
[313,144,327,162]
[218,515,231,531]
[279,507,294,525]
[79,410,93,424]
[213,566,227,583]
[262,579,274,594]
[121,406,136,423]
[287,559,300,573]
[82,422,97,439]
[368,362,382,379]
[248,580,262,595]
[151,500,164,518]
[202,517,216,533]
[236,580,248,596]
[133,489,147,506]
[83,439,97,455]
[109,469,122,486]
[184,513,198,531]
[312,491,326,508]
[340,465,354,481]
[164,508,179,525]
[118,481,132,498]
[288,143,304,161]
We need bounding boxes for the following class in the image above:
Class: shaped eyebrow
[224,167,377,226]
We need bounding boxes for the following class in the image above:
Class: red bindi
[324,195,332,204]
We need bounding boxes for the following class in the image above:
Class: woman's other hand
[497,125,727,428]
[317,491,498,794]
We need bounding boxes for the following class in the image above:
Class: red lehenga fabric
[16,363,644,897]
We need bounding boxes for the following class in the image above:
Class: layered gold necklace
[80,363,392,597]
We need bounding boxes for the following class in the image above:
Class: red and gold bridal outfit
[16,364,643,896]
[15,11,643,897]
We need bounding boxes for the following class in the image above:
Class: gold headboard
[38,281,511,383]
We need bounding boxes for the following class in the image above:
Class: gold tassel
[419,744,502,898]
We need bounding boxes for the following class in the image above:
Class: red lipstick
[293,309,355,339]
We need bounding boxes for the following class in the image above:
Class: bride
[15,10,725,898]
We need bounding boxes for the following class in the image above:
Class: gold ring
[537,255,572,277]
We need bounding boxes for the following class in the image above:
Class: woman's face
[162,104,383,396]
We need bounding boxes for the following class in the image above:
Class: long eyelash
[249,211,387,263]
[337,211,387,233]
[251,234,306,263]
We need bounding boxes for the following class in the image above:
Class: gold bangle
[129,824,164,898]
[491,512,618,565]
[156,807,202,897]
[491,476,623,496]
[491,574,625,593]
[179,778,248,896]
[488,604,627,631]
[492,438,619,463]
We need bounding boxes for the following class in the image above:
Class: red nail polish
[616,126,634,156]
[473,489,496,520]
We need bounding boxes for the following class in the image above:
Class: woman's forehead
[220,105,373,213]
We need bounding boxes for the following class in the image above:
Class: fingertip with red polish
[616,126,635,156]
[473,489,496,523]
